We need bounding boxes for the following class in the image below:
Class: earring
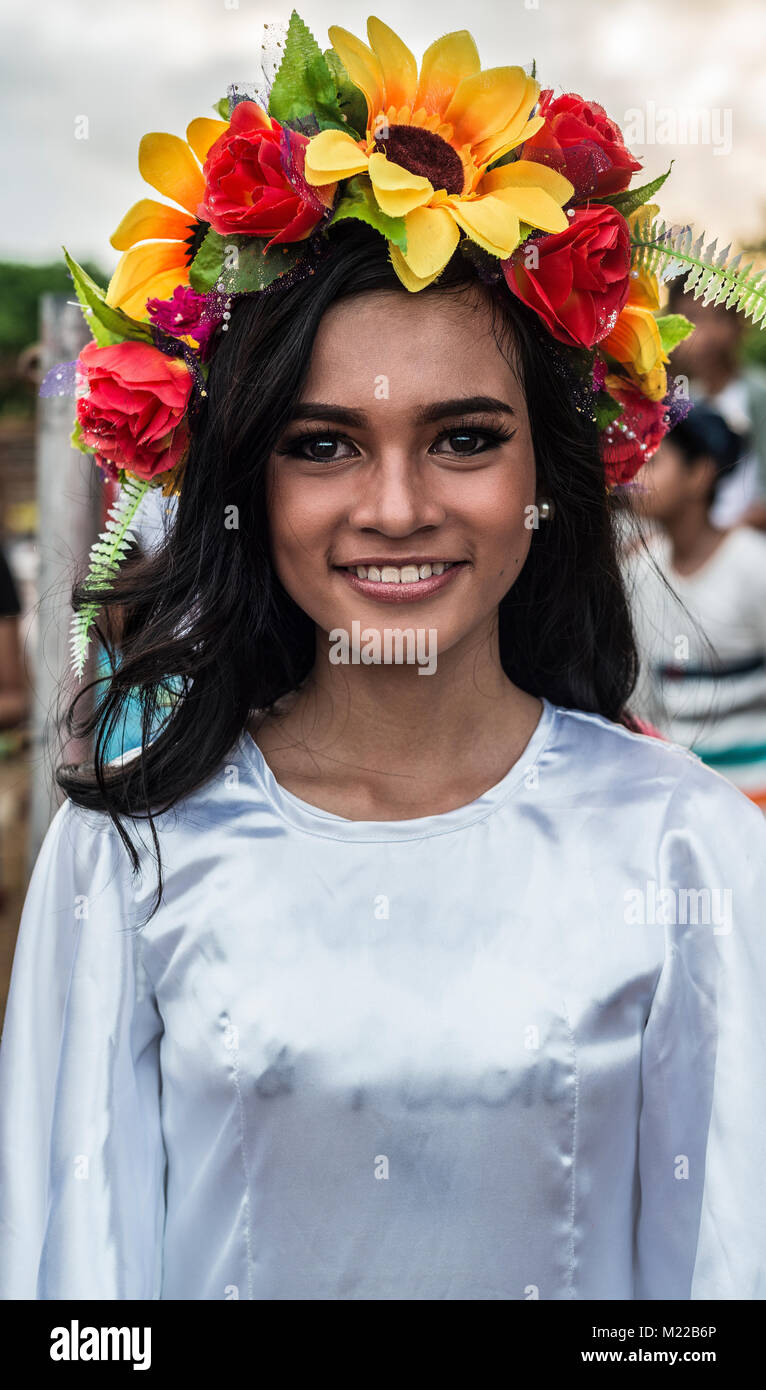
[538,498,554,521]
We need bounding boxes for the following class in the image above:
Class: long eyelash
[277,417,516,459]
[277,430,357,457]
[433,418,516,448]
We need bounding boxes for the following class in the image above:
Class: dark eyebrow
[286,395,516,427]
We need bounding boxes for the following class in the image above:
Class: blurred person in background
[666,282,766,531]
[0,544,27,732]
[0,542,28,915]
[625,403,766,808]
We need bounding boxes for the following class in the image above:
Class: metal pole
[27,294,101,870]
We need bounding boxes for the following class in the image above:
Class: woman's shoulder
[550,701,766,834]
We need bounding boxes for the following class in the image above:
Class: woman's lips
[335,561,468,603]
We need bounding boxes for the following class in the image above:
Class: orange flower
[106,116,230,318]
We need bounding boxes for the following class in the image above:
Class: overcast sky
[4,0,766,272]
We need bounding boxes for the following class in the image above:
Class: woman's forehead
[303,288,522,403]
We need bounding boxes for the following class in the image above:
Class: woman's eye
[432,428,513,457]
[285,435,359,463]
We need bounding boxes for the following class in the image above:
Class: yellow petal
[503,190,569,233]
[627,267,661,311]
[328,25,384,124]
[138,133,205,215]
[366,17,418,110]
[105,243,189,316]
[110,199,195,251]
[413,30,481,117]
[634,363,668,401]
[605,306,665,375]
[442,191,520,259]
[471,111,545,170]
[399,205,460,280]
[388,245,442,292]
[495,186,570,233]
[444,67,539,150]
[480,158,574,206]
[367,152,433,218]
[186,116,230,164]
[304,128,369,184]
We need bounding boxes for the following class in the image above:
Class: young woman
[1,15,765,1301]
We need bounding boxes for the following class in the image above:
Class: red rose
[524,91,642,198]
[200,101,333,246]
[600,382,670,487]
[503,206,631,349]
[76,340,193,480]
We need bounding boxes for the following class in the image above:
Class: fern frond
[631,214,766,328]
[69,472,152,681]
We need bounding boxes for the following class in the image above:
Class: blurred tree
[0,260,109,417]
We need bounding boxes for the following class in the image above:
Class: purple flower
[146,286,217,348]
[592,356,607,392]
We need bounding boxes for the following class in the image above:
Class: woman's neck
[248,623,543,820]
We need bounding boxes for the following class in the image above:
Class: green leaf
[593,390,623,430]
[69,471,151,680]
[323,48,367,139]
[213,97,230,120]
[655,313,695,354]
[631,217,766,330]
[218,236,308,293]
[189,226,311,294]
[595,164,673,219]
[329,175,408,252]
[268,11,350,132]
[188,228,227,293]
[64,248,154,346]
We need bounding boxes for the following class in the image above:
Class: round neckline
[236,697,558,842]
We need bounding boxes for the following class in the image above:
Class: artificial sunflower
[303,16,574,289]
[106,117,228,318]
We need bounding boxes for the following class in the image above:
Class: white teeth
[348,562,457,583]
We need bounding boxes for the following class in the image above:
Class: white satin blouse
[1,698,765,1300]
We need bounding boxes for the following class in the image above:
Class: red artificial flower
[76,340,193,480]
[200,101,334,246]
[502,206,631,349]
[600,380,671,487]
[524,91,643,199]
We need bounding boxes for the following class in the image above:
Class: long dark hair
[57,220,640,917]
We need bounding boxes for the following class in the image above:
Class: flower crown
[44,10,766,679]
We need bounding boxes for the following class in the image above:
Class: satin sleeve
[634,762,766,1298]
[0,798,165,1299]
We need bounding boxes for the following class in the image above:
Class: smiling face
[266,284,537,668]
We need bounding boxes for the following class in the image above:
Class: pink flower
[146,285,221,354]
[76,340,193,480]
